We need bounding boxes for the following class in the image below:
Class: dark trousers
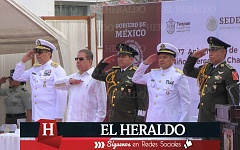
[5,113,26,124]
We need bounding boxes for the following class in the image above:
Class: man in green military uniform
[183,36,239,122]
[92,43,148,122]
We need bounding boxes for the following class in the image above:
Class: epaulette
[151,68,160,71]
[51,62,59,68]
[112,66,120,69]
[225,64,234,70]
[129,66,138,71]
[33,63,41,67]
[175,68,183,74]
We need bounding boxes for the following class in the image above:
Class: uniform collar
[121,64,132,71]
[160,65,174,73]
[10,85,23,92]
[41,60,52,68]
[213,60,226,68]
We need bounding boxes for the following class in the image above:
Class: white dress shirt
[13,60,68,121]
[132,62,191,122]
[54,67,107,122]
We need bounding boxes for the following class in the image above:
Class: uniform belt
[6,113,26,118]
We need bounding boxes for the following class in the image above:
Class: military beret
[116,43,138,57]
[34,39,56,52]
[156,43,179,58]
[207,36,231,50]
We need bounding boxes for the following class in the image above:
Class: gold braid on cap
[106,69,117,94]
[197,63,209,96]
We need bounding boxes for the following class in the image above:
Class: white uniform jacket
[13,60,68,121]
[132,62,191,122]
[54,67,107,122]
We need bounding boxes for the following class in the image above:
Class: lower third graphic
[94,141,105,149]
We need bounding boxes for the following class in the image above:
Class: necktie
[210,66,215,74]
[120,70,124,75]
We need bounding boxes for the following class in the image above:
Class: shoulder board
[151,68,160,71]
[112,66,120,69]
[225,64,234,70]
[51,62,59,68]
[33,63,41,67]
[175,68,183,74]
[129,66,138,71]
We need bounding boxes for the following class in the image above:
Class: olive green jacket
[92,60,148,122]
[183,56,239,122]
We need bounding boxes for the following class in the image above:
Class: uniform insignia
[232,71,239,81]
[125,80,131,84]
[166,79,174,84]
[220,64,225,67]
[213,85,217,90]
[226,64,233,70]
[43,69,52,76]
[151,68,160,71]
[218,71,224,74]
[127,76,132,79]
[15,93,21,98]
[151,79,155,82]
[43,81,46,87]
[33,63,41,67]
[51,62,59,68]
[214,75,222,80]
[129,66,138,70]
[175,68,183,74]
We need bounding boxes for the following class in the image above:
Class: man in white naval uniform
[54,49,107,122]
[132,43,191,122]
[13,39,68,122]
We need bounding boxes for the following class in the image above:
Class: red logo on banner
[37,119,62,148]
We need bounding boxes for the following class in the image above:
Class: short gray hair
[78,49,93,60]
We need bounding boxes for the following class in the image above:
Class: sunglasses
[74,57,88,61]
[34,49,49,54]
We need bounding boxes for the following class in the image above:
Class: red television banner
[21,138,220,150]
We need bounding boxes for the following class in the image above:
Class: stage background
[103,0,240,120]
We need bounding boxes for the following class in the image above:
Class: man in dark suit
[183,36,239,122]
[92,43,148,122]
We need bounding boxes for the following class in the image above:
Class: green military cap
[116,43,138,57]
[207,36,231,50]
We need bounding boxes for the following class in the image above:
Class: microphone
[226,82,239,107]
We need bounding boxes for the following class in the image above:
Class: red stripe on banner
[21,138,220,150]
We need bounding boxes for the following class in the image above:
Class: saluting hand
[191,48,208,58]
[103,54,117,64]
[143,54,158,65]
[21,50,35,63]
[0,77,7,84]
[69,78,84,85]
